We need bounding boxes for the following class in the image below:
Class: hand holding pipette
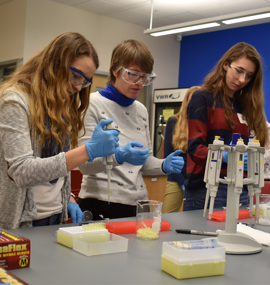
[85,119,119,162]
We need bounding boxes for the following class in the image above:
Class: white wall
[24,0,180,90]
[0,0,27,62]
[0,0,180,146]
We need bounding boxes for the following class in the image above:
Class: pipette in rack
[234,139,245,219]
[203,136,224,218]
[203,134,265,254]
[246,139,265,222]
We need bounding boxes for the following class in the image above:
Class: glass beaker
[136,200,163,240]
[255,194,270,226]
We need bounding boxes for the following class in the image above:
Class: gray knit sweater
[78,91,166,205]
[0,89,70,229]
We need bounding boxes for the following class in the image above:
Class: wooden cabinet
[91,74,108,92]
[143,175,168,203]
[143,175,183,212]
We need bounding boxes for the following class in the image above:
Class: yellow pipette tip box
[57,224,129,256]
[161,239,225,280]
[57,224,108,248]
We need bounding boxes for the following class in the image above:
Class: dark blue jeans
[183,184,248,211]
[32,213,61,227]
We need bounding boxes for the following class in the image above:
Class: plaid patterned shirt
[186,89,249,190]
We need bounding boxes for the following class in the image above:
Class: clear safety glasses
[228,63,254,80]
[121,67,157,86]
[69,66,93,88]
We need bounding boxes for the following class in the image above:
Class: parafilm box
[0,229,30,269]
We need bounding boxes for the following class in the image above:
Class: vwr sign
[156,94,173,100]
[153,88,189,103]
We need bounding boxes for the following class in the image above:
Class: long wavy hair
[201,42,268,147]
[172,86,200,153]
[0,32,99,150]
[107,39,154,85]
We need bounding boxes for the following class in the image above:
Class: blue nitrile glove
[223,140,248,170]
[85,119,119,162]
[67,202,84,223]
[223,151,228,163]
[244,152,248,171]
[115,141,149,165]
[181,185,185,191]
[163,150,184,174]
[223,141,232,163]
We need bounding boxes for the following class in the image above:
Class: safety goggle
[70,66,93,88]
[228,63,254,80]
[121,67,156,86]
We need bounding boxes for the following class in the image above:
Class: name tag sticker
[237,113,248,126]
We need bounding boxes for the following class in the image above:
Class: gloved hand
[181,185,185,191]
[163,150,184,174]
[223,151,228,163]
[223,141,232,163]
[85,119,119,162]
[67,202,84,223]
[244,152,248,171]
[115,141,149,165]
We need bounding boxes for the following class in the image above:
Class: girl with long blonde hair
[0,32,119,229]
[184,42,268,211]
[163,86,199,213]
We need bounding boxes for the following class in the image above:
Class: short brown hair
[107,39,154,85]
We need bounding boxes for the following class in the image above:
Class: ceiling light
[144,6,270,37]
[222,12,270,25]
[150,22,220,37]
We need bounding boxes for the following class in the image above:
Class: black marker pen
[175,229,218,236]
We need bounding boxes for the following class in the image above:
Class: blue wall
[178,22,270,120]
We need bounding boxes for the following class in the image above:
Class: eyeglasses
[121,68,157,86]
[228,63,254,80]
[69,66,92,88]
